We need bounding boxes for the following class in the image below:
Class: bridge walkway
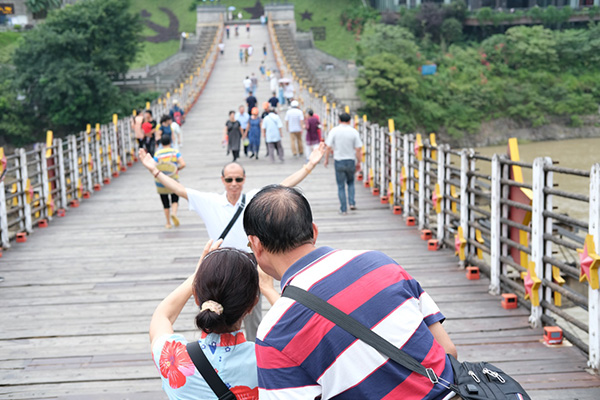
[0,24,598,399]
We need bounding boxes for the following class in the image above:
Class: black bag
[186,341,236,400]
[282,285,531,400]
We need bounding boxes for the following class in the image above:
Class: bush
[441,18,463,44]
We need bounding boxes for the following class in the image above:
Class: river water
[474,137,600,224]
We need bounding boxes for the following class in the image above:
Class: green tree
[0,67,40,146]
[13,0,141,134]
[357,24,420,66]
[25,0,61,15]
[356,52,419,129]
[440,18,463,44]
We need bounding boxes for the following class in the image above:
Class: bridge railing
[0,22,223,250]
[292,67,600,371]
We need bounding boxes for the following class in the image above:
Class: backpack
[173,110,182,126]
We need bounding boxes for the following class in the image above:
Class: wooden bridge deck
[1,25,599,399]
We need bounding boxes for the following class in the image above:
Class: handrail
[271,22,600,371]
[0,22,224,250]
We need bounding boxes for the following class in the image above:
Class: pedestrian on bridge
[225,111,243,162]
[131,109,144,151]
[262,108,284,163]
[153,135,185,229]
[138,142,327,341]
[285,100,304,158]
[324,112,362,215]
[244,185,457,399]
[150,239,262,399]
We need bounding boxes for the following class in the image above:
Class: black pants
[160,193,179,209]
[232,150,240,161]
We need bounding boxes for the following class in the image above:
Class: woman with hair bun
[150,239,262,400]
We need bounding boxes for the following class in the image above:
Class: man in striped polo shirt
[244,185,457,400]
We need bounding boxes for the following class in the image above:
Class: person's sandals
[171,215,180,227]
[165,224,172,229]
[349,205,357,211]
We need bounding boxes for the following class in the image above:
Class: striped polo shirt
[255,246,453,400]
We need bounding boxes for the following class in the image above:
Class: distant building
[370,0,599,11]
[0,0,75,26]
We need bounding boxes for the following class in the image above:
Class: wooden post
[18,149,32,233]
[530,157,551,327]
[379,126,385,196]
[424,142,431,227]
[418,142,425,229]
[403,134,410,216]
[82,132,92,193]
[460,149,470,267]
[588,163,600,370]
[370,125,377,189]
[390,131,397,206]
[70,135,80,200]
[437,145,446,242]
[95,124,103,186]
[56,138,68,209]
[490,154,502,295]
[0,178,9,248]
[39,146,51,221]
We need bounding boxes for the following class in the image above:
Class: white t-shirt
[243,78,252,89]
[285,108,304,133]
[187,188,259,250]
[325,124,363,161]
[283,84,294,99]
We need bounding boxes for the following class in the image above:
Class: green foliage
[441,18,463,44]
[340,5,380,34]
[356,53,419,130]
[25,0,61,14]
[357,24,419,66]
[0,67,41,146]
[12,0,142,135]
[356,24,600,139]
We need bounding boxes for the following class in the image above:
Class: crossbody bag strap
[186,341,237,400]
[218,194,246,240]
[282,285,442,384]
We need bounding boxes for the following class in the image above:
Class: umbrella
[278,78,291,84]
[240,44,251,48]
[228,6,236,11]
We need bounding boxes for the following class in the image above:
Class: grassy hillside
[129,0,360,68]
[0,32,22,64]
[129,0,197,69]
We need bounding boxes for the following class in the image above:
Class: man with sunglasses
[138,144,326,340]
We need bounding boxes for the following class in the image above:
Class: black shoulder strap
[186,341,236,400]
[282,285,434,381]
[219,194,246,240]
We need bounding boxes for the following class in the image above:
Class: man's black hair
[229,110,235,116]
[339,112,351,123]
[160,114,171,124]
[243,185,314,254]
[145,109,153,116]
[160,134,172,146]
[307,109,314,116]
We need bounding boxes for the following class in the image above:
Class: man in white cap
[285,100,304,158]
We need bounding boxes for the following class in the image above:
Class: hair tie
[201,300,224,315]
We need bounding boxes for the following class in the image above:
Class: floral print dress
[152,331,258,400]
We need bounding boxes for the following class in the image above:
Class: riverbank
[436,115,600,148]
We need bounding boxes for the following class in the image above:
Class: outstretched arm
[280,142,327,187]
[150,239,223,347]
[138,148,188,200]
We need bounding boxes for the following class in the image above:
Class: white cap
[173,99,178,104]
[291,100,299,107]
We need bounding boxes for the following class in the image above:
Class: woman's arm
[258,266,280,305]
[280,142,326,187]
[178,155,186,171]
[149,240,222,347]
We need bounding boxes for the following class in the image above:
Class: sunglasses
[224,177,244,183]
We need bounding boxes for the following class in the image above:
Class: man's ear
[248,235,263,257]
[312,223,319,245]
